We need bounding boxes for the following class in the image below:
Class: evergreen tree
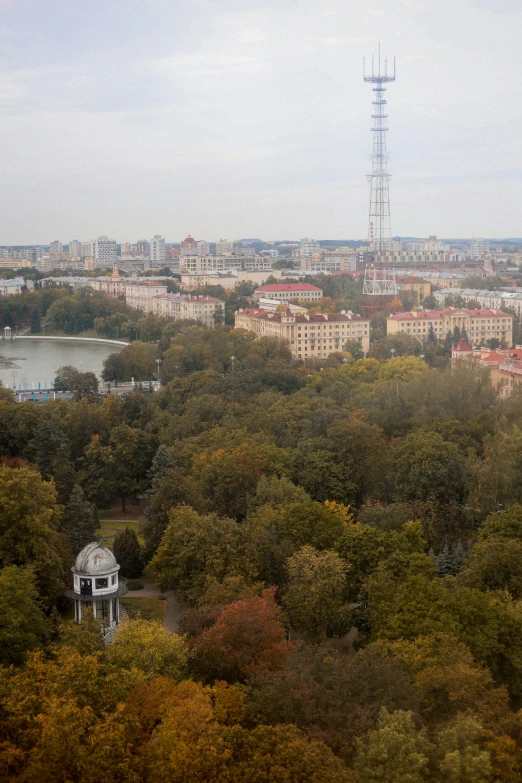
[435,544,452,576]
[443,331,453,356]
[461,325,469,343]
[113,527,143,578]
[427,324,436,344]
[452,325,461,346]
[30,308,41,333]
[147,443,174,491]
[29,419,68,480]
[51,446,76,506]
[61,484,97,555]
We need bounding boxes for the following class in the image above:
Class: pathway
[124,582,184,633]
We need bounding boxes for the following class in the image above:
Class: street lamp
[390,348,396,358]
[420,354,425,361]
[230,355,236,371]
[156,358,162,384]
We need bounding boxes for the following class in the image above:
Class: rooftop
[73,542,118,575]
[237,308,368,323]
[154,293,223,303]
[389,307,512,321]
[255,283,322,292]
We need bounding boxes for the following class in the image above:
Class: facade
[197,240,210,257]
[50,240,63,254]
[216,239,235,255]
[396,276,431,304]
[470,238,490,259]
[69,240,82,258]
[452,341,522,397]
[253,283,323,303]
[94,236,117,267]
[64,542,128,639]
[81,241,94,257]
[387,307,513,346]
[300,238,320,258]
[421,272,467,289]
[150,235,166,264]
[180,235,198,256]
[153,293,224,327]
[433,287,522,317]
[125,283,168,312]
[235,308,370,358]
[0,277,28,296]
[137,239,150,256]
[300,249,358,273]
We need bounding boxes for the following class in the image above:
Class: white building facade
[94,236,117,267]
[150,235,166,264]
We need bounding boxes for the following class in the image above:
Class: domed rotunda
[65,542,128,633]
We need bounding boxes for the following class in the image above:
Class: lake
[0,338,123,389]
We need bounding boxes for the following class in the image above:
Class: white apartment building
[94,236,117,267]
[470,238,490,259]
[216,239,235,255]
[300,249,358,273]
[0,277,30,296]
[50,241,63,254]
[300,238,320,258]
[81,241,94,257]
[253,283,323,303]
[69,240,82,258]
[433,288,522,318]
[150,235,166,265]
[125,283,168,312]
[153,293,224,328]
[197,240,210,257]
[235,309,370,358]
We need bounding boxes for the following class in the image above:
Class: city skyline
[0,0,520,243]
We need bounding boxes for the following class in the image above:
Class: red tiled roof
[255,283,322,292]
[455,338,472,351]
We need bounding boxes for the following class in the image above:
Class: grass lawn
[96,505,143,548]
[120,597,166,623]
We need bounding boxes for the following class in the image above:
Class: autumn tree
[0,565,49,665]
[113,527,143,578]
[284,546,350,641]
[109,619,188,680]
[192,588,292,683]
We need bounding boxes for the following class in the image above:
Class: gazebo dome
[74,542,118,575]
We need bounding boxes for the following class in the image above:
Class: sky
[0,0,521,244]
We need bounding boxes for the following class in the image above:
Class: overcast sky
[0,0,520,244]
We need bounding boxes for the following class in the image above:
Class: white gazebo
[65,542,128,635]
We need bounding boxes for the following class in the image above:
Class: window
[111,574,116,585]
[95,577,108,589]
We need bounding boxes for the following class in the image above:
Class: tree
[284,546,350,641]
[29,418,68,479]
[344,338,365,360]
[193,588,292,683]
[435,716,492,783]
[54,364,79,391]
[0,464,65,605]
[391,431,468,505]
[249,475,310,511]
[278,501,352,551]
[101,352,125,385]
[113,527,143,578]
[150,505,255,601]
[117,341,158,381]
[378,356,428,382]
[248,645,420,764]
[0,565,49,665]
[353,708,431,783]
[30,307,41,333]
[369,333,422,359]
[60,484,97,555]
[459,537,522,598]
[57,607,105,655]
[110,619,188,680]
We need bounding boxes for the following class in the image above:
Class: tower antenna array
[362,44,398,315]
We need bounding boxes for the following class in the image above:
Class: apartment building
[387,307,513,346]
[396,276,431,304]
[235,308,370,358]
[452,341,522,397]
[125,283,168,312]
[300,238,320,258]
[152,293,224,328]
[93,236,117,267]
[433,288,522,317]
[150,235,166,264]
[300,249,358,273]
[253,283,323,303]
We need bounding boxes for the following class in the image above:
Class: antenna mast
[362,45,398,316]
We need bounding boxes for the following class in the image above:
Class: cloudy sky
[0,0,520,244]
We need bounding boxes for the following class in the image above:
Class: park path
[125,582,184,633]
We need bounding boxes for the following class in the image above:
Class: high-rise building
[470,238,490,259]
[197,240,210,257]
[150,235,166,264]
[300,238,320,258]
[93,236,117,267]
[216,239,235,256]
[137,239,150,256]
[181,235,198,256]
[50,240,63,254]
[69,240,82,258]
[81,241,93,257]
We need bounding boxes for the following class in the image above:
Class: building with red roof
[235,308,370,359]
[387,307,513,346]
[253,283,323,303]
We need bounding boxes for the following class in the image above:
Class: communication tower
[362,45,398,316]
